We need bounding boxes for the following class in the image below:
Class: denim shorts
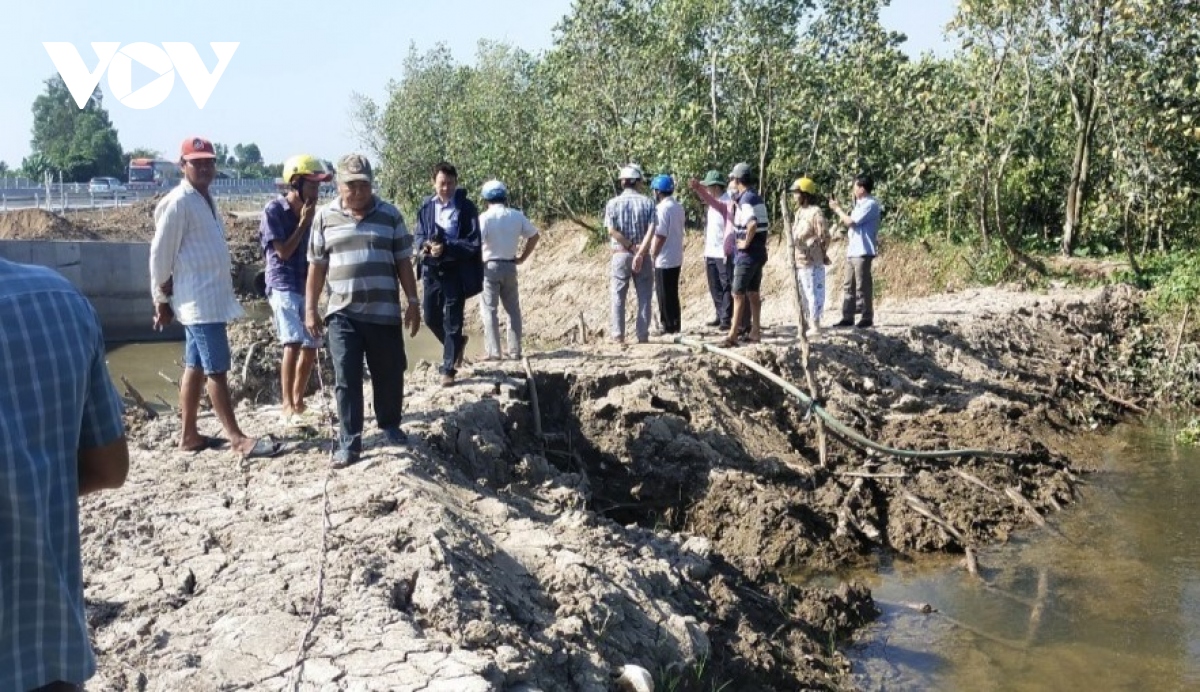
[269,290,321,348]
[732,261,764,295]
[183,322,232,375]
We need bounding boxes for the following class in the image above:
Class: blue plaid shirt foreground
[0,258,125,690]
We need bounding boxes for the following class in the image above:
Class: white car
[89,177,127,195]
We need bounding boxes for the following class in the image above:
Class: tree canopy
[354,0,1200,260]
[30,75,124,182]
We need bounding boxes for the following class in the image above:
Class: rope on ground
[286,470,332,692]
[285,346,336,691]
[675,336,1024,462]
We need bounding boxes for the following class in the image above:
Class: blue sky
[0,0,957,171]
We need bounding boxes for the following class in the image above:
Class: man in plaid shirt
[0,258,129,691]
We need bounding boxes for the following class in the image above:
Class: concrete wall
[0,240,181,342]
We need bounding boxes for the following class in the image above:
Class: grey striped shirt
[308,196,413,324]
[604,188,656,251]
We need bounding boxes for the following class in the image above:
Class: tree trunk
[1060,2,1107,256]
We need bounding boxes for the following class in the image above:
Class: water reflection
[106,324,481,408]
[846,424,1200,691]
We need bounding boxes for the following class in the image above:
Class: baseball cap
[181,136,216,161]
[700,170,725,187]
[728,162,752,180]
[337,154,373,183]
[618,164,644,181]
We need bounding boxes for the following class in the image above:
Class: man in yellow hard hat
[261,154,331,426]
[789,177,831,338]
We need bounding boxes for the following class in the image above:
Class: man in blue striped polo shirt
[305,154,421,467]
[1,258,129,692]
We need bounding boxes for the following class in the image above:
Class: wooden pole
[120,376,158,419]
[522,356,544,440]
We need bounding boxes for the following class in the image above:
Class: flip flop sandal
[184,436,227,454]
[242,435,284,460]
[717,338,739,349]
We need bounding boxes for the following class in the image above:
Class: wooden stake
[903,491,967,544]
[119,376,158,419]
[578,311,588,345]
[522,356,544,440]
[953,468,999,495]
[1004,486,1046,528]
[1172,303,1191,367]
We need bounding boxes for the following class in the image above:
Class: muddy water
[844,423,1200,691]
[106,325,483,407]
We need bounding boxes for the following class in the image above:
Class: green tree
[30,75,123,182]
[213,142,232,166]
[20,153,52,181]
[233,142,263,168]
[0,161,8,176]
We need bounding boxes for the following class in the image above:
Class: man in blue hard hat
[647,174,685,334]
[477,179,540,360]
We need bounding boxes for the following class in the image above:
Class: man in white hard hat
[604,164,656,344]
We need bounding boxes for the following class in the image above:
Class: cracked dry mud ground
[88,276,1149,691]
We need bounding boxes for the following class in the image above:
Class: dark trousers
[654,265,682,334]
[422,273,466,375]
[326,313,406,453]
[32,684,80,692]
[705,257,733,329]
[841,256,874,323]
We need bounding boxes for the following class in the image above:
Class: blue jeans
[269,290,321,348]
[325,313,406,454]
[183,322,231,374]
[422,272,466,375]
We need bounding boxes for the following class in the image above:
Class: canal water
[106,321,483,407]
[844,422,1200,691]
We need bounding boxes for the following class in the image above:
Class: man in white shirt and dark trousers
[648,174,685,334]
[477,180,540,360]
[149,136,281,460]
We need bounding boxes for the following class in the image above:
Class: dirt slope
[83,221,1155,690]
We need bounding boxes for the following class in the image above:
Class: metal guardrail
[0,187,287,213]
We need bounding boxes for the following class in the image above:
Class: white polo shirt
[479,205,538,262]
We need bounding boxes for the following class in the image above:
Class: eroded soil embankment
[533,285,1144,580]
[98,276,1147,689]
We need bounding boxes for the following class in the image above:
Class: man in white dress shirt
[149,136,281,459]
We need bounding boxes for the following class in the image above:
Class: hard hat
[728,162,753,180]
[618,164,644,181]
[650,174,675,193]
[789,177,818,195]
[481,179,508,202]
[283,154,332,184]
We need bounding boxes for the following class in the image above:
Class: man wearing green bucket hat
[689,170,751,335]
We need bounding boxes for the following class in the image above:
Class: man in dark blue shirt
[415,162,482,387]
[261,154,331,423]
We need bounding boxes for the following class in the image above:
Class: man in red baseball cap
[148,136,282,460]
